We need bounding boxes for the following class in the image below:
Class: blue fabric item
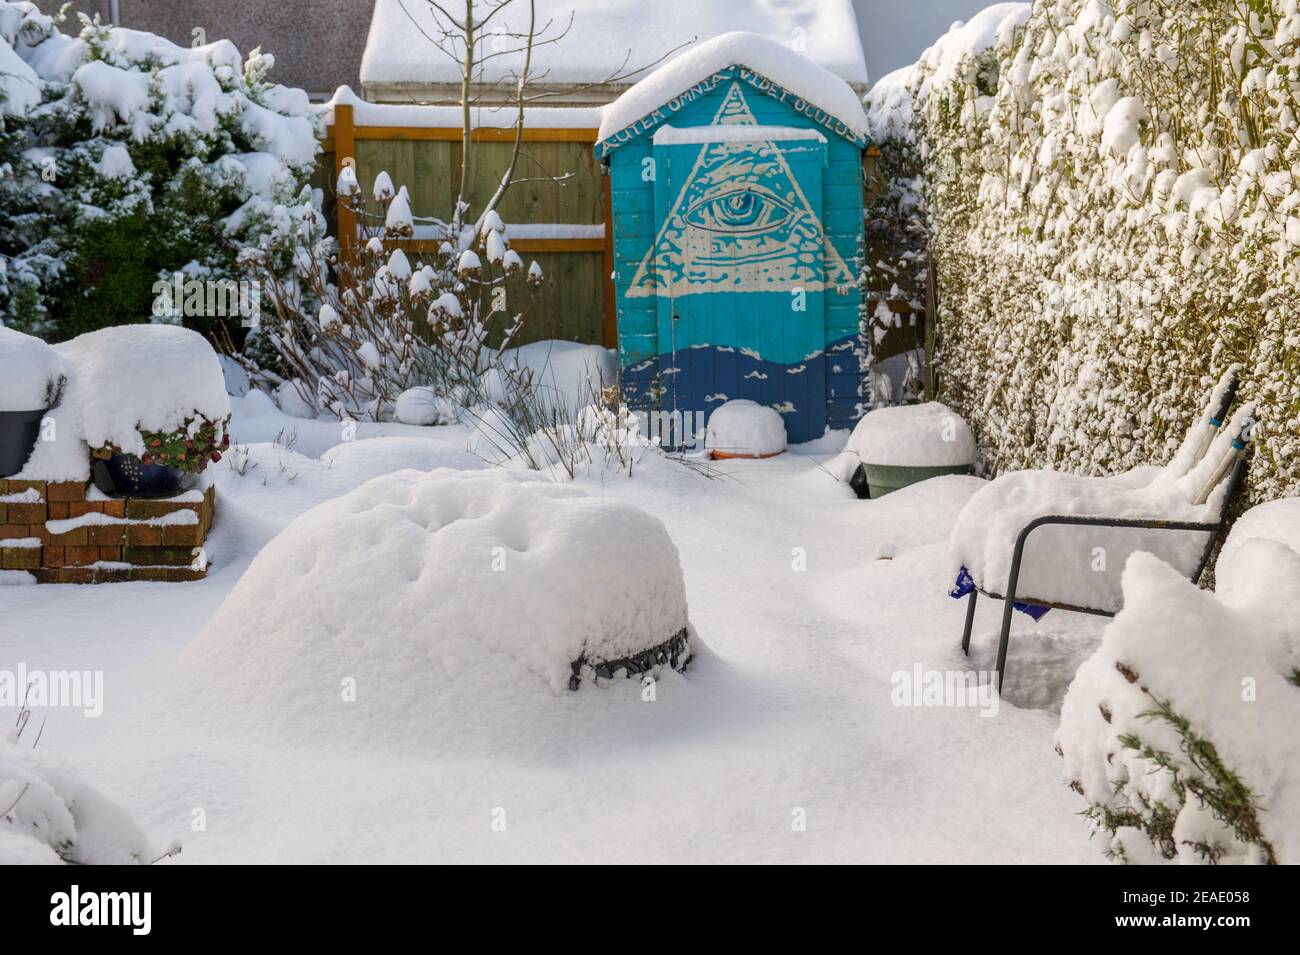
[949,565,1052,620]
[1014,602,1052,621]
[949,566,976,599]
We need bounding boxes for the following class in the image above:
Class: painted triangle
[627,83,854,300]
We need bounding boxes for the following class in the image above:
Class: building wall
[31,0,373,99]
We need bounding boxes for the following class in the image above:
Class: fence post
[602,167,617,350]
[334,102,357,275]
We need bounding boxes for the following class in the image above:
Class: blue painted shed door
[650,137,828,444]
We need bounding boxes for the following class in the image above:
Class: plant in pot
[0,328,66,478]
[91,413,231,497]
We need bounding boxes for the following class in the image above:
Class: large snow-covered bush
[1057,528,1300,864]
[867,0,1300,501]
[0,3,321,339]
[178,469,695,748]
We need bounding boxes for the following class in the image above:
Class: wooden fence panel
[322,110,613,348]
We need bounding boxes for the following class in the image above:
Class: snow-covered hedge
[867,0,1300,501]
[0,3,321,339]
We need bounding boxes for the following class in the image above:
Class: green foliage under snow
[0,4,322,342]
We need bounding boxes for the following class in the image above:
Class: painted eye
[684,187,794,235]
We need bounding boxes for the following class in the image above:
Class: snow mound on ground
[394,386,456,426]
[0,737,172,865]
[179,469,694,748]
[705,400,787,458]
[215,436,487,528]
[0,326,63,411]
[948,402,1254,612]
[54,325,230,456]
[489,341,619,417]
[598,31,869,146]
[966,625,1102,713]
[1056,548,1300,864]
[846,401,976,467]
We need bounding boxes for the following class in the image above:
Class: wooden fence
[317,107,895,372]
[320,103,616,348]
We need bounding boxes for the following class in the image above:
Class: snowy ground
[1,398,1107,863]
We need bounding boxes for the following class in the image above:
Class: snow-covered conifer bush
[868,0,1300,500]
[0,5,57,330]
[0,3,321,341]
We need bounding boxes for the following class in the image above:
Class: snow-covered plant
[2,694,178,865]
[89,411,231,474]
[1057,542,1300,864]
[871,0,1300,500]
[247,168,543,421]
[466,378,655,479]
[0,3,321,341]
[0,5,57,331]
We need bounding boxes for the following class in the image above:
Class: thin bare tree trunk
[479,0,535,227]
[456,0,475,232]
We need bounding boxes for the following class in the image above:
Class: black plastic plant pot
[100,453,184,498]
[0,408,47,477]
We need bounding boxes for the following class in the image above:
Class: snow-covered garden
[2,0,1298,869]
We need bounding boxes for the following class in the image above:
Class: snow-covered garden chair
[949,369,1253,688]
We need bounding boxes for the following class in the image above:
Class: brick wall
[0,478,215,583]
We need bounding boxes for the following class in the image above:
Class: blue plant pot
[101,453,183,497]
[0,408,46,477]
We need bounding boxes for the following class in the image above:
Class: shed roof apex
[596,32,869,154]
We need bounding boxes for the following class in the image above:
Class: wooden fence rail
[320,102,616,348]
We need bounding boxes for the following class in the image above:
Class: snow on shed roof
[360,0,869,99]
[596,32,870,153]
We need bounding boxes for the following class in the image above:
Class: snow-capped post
[334,101,358,273]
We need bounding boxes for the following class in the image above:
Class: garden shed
[596,33,870,444]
